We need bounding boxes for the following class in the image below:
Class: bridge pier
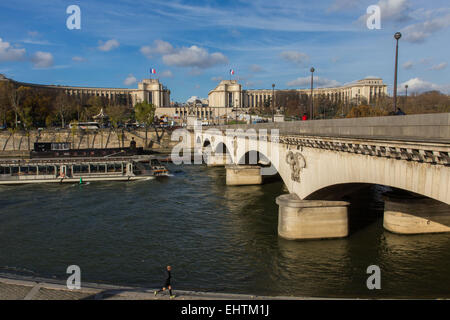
[225,165,262,186]
[383,194,450,234]
[205,153,232,167]
[276,194,349,240]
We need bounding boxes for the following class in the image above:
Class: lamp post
[310,67,315,120]
[235,98,238,123]
[272,83,275,122]
[405,84,408,105]
[393,32,402,113]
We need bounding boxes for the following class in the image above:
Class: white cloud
[280,51,309,65]
[403,61,414,69]
[141,40,227,69]
[287,76,341,88]
[0,38,26,62]
[401,13,450,43]
[31,51,54,68]
[211,76,223,82]
[357,0,411,25]
[163,45,228,69]
[376,0,410,21]
[98,39,120,52]
[430,62,448,71]
[249,64,264,73]
[72,56,86,62]
[160,70,173,78]
[124,74,137,86]
[401,78,450,94]
[140,40,174,58]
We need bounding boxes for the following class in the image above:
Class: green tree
[134,101,156,147]
[106,104,131,147]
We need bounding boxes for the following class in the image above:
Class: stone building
[208,78,388,110]
[0,74,170,108]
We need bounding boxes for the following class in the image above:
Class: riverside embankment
[0,274,305,300]
[0,127,177,155]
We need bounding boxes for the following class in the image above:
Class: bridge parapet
[211,113,450,143]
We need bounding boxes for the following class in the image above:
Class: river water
[0,163,449,298]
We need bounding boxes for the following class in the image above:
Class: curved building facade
[0,74,171,108]
[209,78,388,109]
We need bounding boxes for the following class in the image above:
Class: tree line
[247,90,450,119]
[0,81,156,129]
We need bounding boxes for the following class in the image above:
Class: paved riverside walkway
[0,274,305,300]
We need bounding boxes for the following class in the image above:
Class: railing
[210,113,450,143]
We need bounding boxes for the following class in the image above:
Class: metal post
[405,84,408,108]
[310,67,315,120]
[235,99,238,123]
[272,84,275,122]
[393,32,402,113]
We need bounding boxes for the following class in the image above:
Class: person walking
[154,265,175,299]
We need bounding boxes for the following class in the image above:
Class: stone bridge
[178,113,450,240]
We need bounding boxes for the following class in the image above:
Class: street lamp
[393,32,402,113]
[235,98,238,123]
[272,83,275,122]
[310,67,315,120]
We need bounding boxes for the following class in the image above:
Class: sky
[0,0,449,102]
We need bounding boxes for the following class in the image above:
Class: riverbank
[0,273,308,300]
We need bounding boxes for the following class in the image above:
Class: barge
[0,156,169,185]
[0,142,169,185]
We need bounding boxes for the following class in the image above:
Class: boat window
[20,166,30,175]
[73,165,89,174]
[11,167,19,175]
[89,164,106,173]
[0,166,11,175]
[38,166,52,174]
[107,163,123,173]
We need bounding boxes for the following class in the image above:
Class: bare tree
[8,84,27,128]
[55,92,74,128]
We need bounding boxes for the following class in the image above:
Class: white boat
[0,156,169,185]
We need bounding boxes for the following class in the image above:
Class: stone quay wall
[0,128,177,154]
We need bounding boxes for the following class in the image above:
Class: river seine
[0,164,449,298]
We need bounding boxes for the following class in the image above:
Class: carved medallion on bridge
[285,151,306,182]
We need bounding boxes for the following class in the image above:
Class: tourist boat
[0,155,169,185]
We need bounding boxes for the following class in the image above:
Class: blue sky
[0,0,449,102]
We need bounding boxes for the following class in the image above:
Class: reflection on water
[0,164,449,298]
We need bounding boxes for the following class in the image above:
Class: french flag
[230,69,235,75]
[150,68,156,74]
